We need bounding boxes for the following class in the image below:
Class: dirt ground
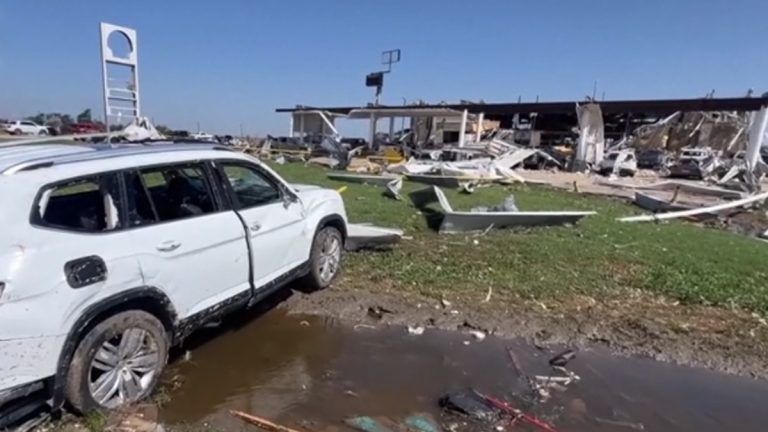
[282,284,768,379]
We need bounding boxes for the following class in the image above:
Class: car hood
[290,183,323,193]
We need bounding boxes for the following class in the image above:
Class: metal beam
[276,96,768,116]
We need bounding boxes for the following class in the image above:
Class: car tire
[302,225,343,291]
[12,129,22,135]
[65,310,169,414]
[38,129,48,136]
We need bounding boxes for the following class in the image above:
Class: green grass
[273,162,768,315]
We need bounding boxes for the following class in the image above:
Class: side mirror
[281,188,298,208]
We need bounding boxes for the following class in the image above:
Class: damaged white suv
[0,142,347,423]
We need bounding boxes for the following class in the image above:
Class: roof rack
[0,132,121,149]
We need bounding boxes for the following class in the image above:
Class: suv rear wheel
[65,310,169,413]
[303,226,343,290]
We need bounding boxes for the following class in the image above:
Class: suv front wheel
[303,226,343,291]
[65,310,169,413]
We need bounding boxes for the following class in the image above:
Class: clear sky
[1,0,766,136]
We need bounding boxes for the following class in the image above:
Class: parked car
[64,122,105,135]
[3,120,49,135]
[668,147,718,179]
[0,143,347,424]
[597,150,638,176]
[191,131,215,142]
[636,150,668,170]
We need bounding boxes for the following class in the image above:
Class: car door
[21,121,35,134]
[124,162,251,318]
[215,160,307,289]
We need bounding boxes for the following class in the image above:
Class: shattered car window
[133,164,216,223]
[37,174,121,232]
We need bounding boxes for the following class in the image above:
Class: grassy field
[272,162,768,316]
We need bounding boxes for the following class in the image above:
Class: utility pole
[239,123,244,137]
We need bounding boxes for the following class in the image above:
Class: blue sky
[1,0,766,136]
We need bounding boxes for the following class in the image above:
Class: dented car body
[0,142,347,423]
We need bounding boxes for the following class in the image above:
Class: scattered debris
[230,410,306,432]
[407,325,425,336]
[367,305,393,320]
[307,156,339,169]
[346,223,404,251]
[594,417,646,430]
[345,416,400,432]
[410,186,595,233]
[482,287,493,303]
[467,330,486,341]
[548,349,576,367]
[619,190,768,223]
[327,172,400,187]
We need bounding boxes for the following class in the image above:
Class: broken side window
[128,163,217,225]
[36,173,122,232]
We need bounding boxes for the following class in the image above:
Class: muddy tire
[302,225,343,291]
[65,310,169,414]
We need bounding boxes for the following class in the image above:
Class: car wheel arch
[51,286,177,410]
[315,214,347,241]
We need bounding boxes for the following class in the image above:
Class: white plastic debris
[407,326,425,336]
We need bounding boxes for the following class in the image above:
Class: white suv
[0,142,347,423]
[4,120,49,136]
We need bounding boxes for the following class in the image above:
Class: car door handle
[249,222,262,233]
[156,240,182,252]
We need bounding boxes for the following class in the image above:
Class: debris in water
[549,349,576,367]
[230,410,307,432]
[480,392,561,432]
[183,351,192,362]
[467,330,486,341]
[404,414,441,432]
[407,325,425,336]
[345,416,399,432]
[594,417,646,430]
[299,320,310,327]
[441,298,452,308]
[506,347,524,376]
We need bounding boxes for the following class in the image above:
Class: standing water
[159,309,768,431]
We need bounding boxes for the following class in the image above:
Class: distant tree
[26,113,46,125]
[77,109,92,123]
[155,124,171,135]
[26,112,73,126]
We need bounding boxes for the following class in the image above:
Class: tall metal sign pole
[100,23,140,131]
[365,49,400,105]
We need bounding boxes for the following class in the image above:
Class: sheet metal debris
[619,190,768,222]
[410,186,595,233]
[346,223,404,251]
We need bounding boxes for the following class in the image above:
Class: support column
[299,113,305,144]
[476,112,485,142]
[389,116,395,143]
[458,109,468,147]
[369,113,377,149]
[289,114,294,138]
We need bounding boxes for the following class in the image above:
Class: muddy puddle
[160,309,768,431]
